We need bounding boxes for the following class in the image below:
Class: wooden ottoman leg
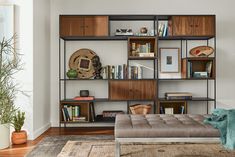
[115,139,120,157]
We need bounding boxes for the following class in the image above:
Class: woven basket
[129,104,152,115]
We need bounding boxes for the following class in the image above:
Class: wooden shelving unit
[59,14,216,127]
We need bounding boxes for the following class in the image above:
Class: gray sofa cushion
[115,114,220,138]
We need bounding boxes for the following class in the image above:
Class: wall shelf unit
[59,14,216,127]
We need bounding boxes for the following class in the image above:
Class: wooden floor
[0,127,114,157]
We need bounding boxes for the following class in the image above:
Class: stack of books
[61,105,86,122]
[165,92,192,100]
[73,96,94,101]
[102,64,128,79]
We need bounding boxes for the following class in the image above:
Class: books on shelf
[158,20,172,37]
[73,96,94,101]
[165,108,174,114]
[62,105,86,122]
[193,72,208,78]
[180,106,185,114]
[165,92,192,100]
[102,64,128,79]
[206,61,213,77]
[128,65,143,79]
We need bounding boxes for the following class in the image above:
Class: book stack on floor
[62,105,86,122]
[165,92,192,100]
[102,64,128,79]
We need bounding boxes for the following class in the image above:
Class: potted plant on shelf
[0,36,22,149]
[11,111,27,144]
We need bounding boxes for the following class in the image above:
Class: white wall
[50,0,235,126]
[1,0,34,139]
[33,0,51,138]
[1,0,51,140]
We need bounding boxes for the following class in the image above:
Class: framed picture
[160,48,180,73]
[0,5,14,40]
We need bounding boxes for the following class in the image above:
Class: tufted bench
[115,114,220,157]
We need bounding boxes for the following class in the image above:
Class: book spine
[61,108,66,121]
[166,96,192,100]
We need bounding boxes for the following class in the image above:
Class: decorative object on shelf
[69,49,97,79]
[190,46,214,57]
[129,104,151,115]
[80,90,89,97]
[11,111,27,145]
[66,69,78,79]
[115,29,133,36]
[160,48,180,73]
[102,110,124,118]
[92,55,103,79]
[140,27,148,34]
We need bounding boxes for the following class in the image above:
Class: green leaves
[12,111,25,132]
[0,35,22,124]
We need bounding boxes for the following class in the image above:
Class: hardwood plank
[0,127,114,157]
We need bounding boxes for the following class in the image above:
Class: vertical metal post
[206,39,209,114]
[155,16,159,114]
[59,38,61,128]
[64,40,67,99]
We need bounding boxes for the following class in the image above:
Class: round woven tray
[69,49,97,79]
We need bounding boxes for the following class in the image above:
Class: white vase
[0,123,10,149]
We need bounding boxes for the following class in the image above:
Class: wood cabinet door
[84,16,109,36]
[193,16,215,36]
[109,80,156,100]
[60,16,84,37]
[109,81,130,100]
[130,80,156,100]
[172,16,194,36]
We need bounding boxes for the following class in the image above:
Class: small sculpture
[92,55,103,79]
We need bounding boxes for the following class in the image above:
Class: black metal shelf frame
[59,14,216,127]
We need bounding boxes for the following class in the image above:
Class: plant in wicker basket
[11,110,27,145]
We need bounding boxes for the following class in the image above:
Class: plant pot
[11,130,27,145]
[0,123,10,149]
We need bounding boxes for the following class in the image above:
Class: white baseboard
[32,122,51,140]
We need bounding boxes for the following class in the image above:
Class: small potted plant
[11,111,27,145]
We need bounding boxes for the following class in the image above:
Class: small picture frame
[160,48,180,73]
[78,57,91,71]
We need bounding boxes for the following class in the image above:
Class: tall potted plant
[0,36,21,149]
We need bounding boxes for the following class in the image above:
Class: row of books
[102,65,143,79]
[160,106,185,114]
[102,65,128,79]
[158,20,172,37]
[165,92,192,100]
[188,61,213,78]
[61,105,86,122]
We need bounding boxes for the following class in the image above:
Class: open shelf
[128,56,157,60]
[159,78,215,81]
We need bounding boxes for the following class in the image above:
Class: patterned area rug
[26,135,235,157]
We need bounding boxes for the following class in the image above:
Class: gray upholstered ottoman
[115,114,220,157]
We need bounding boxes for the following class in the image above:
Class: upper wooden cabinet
[60,16,109,37]
[109,80,156,100]
[172,16,215,36]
